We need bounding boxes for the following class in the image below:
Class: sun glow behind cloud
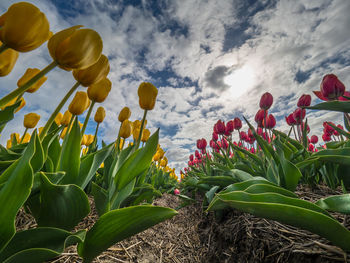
[224,65,256,98]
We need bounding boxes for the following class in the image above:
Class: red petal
[313,91,328,101]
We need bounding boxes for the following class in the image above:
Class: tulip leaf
[0,227,85,263]
[0,133,36,252]
[110,178,136,209]
[198,176,238,187]
[59,118,81,184]
[0,101,21,128]
[316,194,350,214]
[77,143,113,189]
[114,130,158,191]
[207,191,350,252]
[0,145,21,161]
[205,186,220,203]
[327,122,350,139]
[344,113,350,132]
[228,169,254,181]
[47,136,62,172]
[29,131,45,173]
[35,172,90,230]
[279,157,302,192]
[306,100,350,113]
[77,205,177,263]
[91,182,110,217]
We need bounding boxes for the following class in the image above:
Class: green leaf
[0,227,85,263]
[59,118,81,184]
[228,169,254,181]
[306,100,350,113]
[279,157,302,192]
[114,130,158,190]
[110,178,136,210]
[91,182,110,217]
[198,176,237,187]
[328,122,350,139]
[316,194,350,214]
[208,191,350,252]
[0,101,21,128]
[35,173,90,230]
[0,133,36,252]
[78,205,177,263]
[205,186,220,203]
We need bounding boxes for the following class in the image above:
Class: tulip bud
[226,120,234,133]
[133,120,141,130]
[212,132,218,141]
[48,25,103,70]
[265,114,276,129]
[6,139,12,149]
[87,77,112,103]
[308,143,314,152]
[214,120,225,135]
[73,54,110,87]
[196,138,207,150]
[160,157,168,167]
[0,2,50,52]
[118,107,131,122]
[233,117,242,130]
[310,135,318,144]
[322,133,331,142]
[285,114,296,126]
[94,106,106,123]
[54,112,63,126]
[69,91,89,115]
[81,134,88,145]
[21,133,31,144]
[320,74,345,100]
[17,68,47,93]
[153,152,161,162]
[174,189,180,195]
[23,112,40,129]
[137,82,158,110]
[255,109,266,127]
[60,110,72,126]
[120,120,132,139]
[293,108,305,124]
[86,134,94,146]
[0,41,18,76]
[141,128,151,142]
[297,94,311,107]
[133,128,140,141]
[259,92,273,110]
[60,127,67,139]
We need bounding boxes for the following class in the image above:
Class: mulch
[14,184,349,263]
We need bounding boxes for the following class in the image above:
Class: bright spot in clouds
[225,65,256,98]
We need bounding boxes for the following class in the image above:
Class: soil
[15,185,350,263]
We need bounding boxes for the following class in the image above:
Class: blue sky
[1,0,350,174]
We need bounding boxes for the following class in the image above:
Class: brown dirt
[14,185,350,263]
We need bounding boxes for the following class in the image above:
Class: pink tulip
[259,92,273,110]
[233,117,242,130]
[320,74,346,100]
[297,94,312,107]
[174,189,180,195]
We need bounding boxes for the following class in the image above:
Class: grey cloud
[204,66,231,91]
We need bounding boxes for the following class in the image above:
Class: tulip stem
[19,128,28,144]
[81,101,95,136]
[0,43,8,55]
[39,81,80,140]
[115,122,123,153]
[135,110,148,149]
[15,93,24,103]
[94,122,100,139]
[0,61,58,108]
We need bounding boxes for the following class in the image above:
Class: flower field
[1,1,350,263]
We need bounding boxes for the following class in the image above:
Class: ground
[15,185,350,262]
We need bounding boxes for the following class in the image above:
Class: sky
[1,0,350,175]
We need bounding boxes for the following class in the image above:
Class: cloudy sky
[1,0,350,174]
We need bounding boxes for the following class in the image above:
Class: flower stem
[115,122,123,153]
[0,61,58,108]
[0,43,8,55]
[94,122,100,139]
[19,128,28,144]
[39,81,80,140]
[135,110,148,149]
[81,101,95,136]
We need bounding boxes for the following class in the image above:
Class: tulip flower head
[310,135,318,144]
[21,133,31,144]
[118,107,131,122]
[17,68,47,93]
[0,41,18,76]
[87,77,112,103]
[265,114,276,129]
[94,106,106,123]
[259,92,273,110]
[233,117,242,130]
[120,120,132,139]
[141,128,151,142]
[23,113,40,129]
[73,54,110,87]
[69,91,90,115]
[60,110,72,126]
[54,112,63,126]
[196,138,207,150]
[320,74,346,100]
[0,2,50,52]
[226,120,234,133]
[214,120,225,135]
[293,108,305,124]
[285,113,297,126]
[137,82,158,110]
[212,132,218,141]
[48,25,103,70]
[297,94,311,107]
[174,189,180,195]
[255,109,266,127]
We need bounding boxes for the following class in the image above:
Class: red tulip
[323,122,334,135]
[195,150,201,159]
[255,109,265,126]
[221,138,228,150]
[174,189,180,195]
[320,74,346,100]
[322,133,331,142]
[310,135,318,144]
[226,120,234,133]
[240,131,247,141]
[297,94,311,107]
[196,138,207,150]
[308,143,314,152]
[189,154,194,161]
[214,120,225,135]
[293,108,305,124]
[257,127,263,135]
[313,90,350,101]
[265,114,276,129]
[233,117,242,130]
[259,92,273,110]
[285,113,297,126]
[212,132,218,141]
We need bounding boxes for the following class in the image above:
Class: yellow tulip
[60,110,72,126]
[141,128,150,142]
[10,132,20,143]
[17,68,47,93]
[60,127,67,139]
[15,97,25,113]
[73,54,110,87]
[118,107,131,122]
[81,134,88,145]
[6,139,11,149]
[157,148,165,159]
[153,153,160,162]
[78,121,84,130]
[48,25,103,70]
[94,106,105,123]
[68,91,89,115]
[133,128,140,141]
[0,41,18,76]
[54,112,63,126]
[87,77,111,103]
[120,120,132,139]
[137,82,158,110]
[21,133,31,143]
[133,120,141,130]
[23,113,40,129]
[0,2,50,52]
[100,162,104,168]
[86,134,94,146]
[160,158,167,167]
[119,138,125,150]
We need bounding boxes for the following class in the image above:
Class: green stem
[19,128,28,144]
[0,61,58,108]
[135,110,148,149]
[39,81,80,140]
[0,43,8,55]
[15,93,24,103]
[94,122,100,138]
[81,101,96,136]
[115,122,122,153]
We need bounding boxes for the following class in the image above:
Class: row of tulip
[0,2,178,263]
[179,74,350,253]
